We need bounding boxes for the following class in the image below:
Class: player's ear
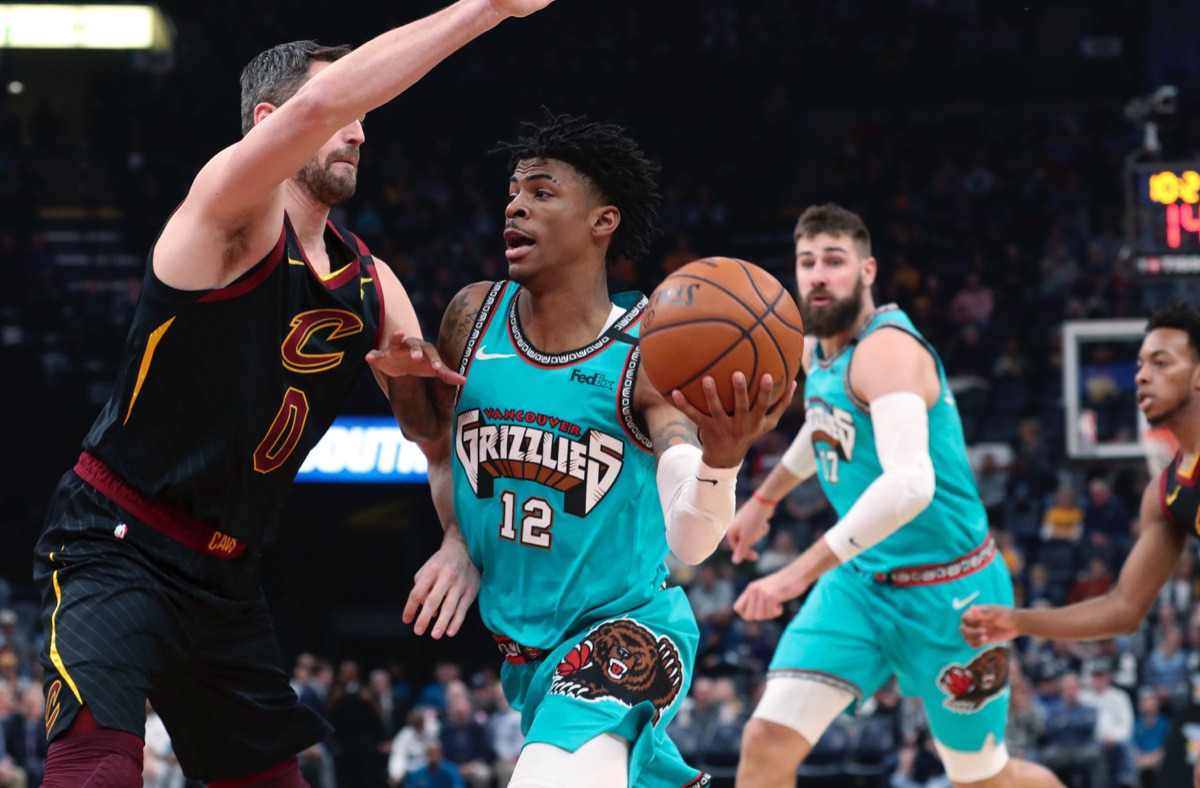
[860,255,878,288]
[252,102,278,129]
[592,205,621,241]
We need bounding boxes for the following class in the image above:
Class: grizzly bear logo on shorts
[937,646,1010,713]
[549,619,683,724]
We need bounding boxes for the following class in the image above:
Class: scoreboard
[1130,162,1200,275]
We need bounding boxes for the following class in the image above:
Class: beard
[296,148,357,207]
[799,278,865,338]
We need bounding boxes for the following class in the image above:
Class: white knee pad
[752,675,856,745]
[509,734,630,788]
[933,733,1009,783]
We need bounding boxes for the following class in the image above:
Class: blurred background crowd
[2,0,1200,785]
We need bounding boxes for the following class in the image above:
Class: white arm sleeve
[822,391,935,562]
[780,420,817,481]
[657,444,739,565]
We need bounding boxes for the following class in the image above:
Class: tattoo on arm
[438,287,478,365]
[651,417,700,454]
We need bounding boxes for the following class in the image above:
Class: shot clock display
[1130,162,1200,275]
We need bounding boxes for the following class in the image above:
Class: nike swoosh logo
[952,591,980,610]
[476,345,516,361]
[1167,485,1182,506]
[697,477,719,486]
[848,536,862,548]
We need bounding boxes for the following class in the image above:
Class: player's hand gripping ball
[640,257,805,415]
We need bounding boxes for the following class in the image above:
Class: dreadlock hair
[493,110,661,266]
[1148,300,1200,357]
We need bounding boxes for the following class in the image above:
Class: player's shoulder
[437,281,501,360]
[855,321,928,362]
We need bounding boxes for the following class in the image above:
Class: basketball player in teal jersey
[727,204,1060,787]
[962,301,1200,787]
[414,112,794,788]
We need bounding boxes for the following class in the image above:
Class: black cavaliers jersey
[1160,453,1200,539]
[82,215,384,546]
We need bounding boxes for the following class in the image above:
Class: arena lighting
[0,5,173,50]
[297,416,429,483]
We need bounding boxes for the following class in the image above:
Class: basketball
[640,257,805,416]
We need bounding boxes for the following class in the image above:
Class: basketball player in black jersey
[34,1,556,786]
[961,301,1200,786]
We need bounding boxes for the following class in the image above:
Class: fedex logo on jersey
[805,398,857,462]
[455,408,624,516]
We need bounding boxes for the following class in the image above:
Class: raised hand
[488,0,558,19]
[403,534,480,639]
[366,330,467,386]
[670,372,797,469]
[959,604,1018,648]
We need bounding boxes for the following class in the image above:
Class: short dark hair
[239,40,352,135]
[493,110,661,265]
[794,203,871,257]
[1147,300,1200,355]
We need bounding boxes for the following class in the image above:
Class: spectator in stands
[950,272,994,328]
[688,565,735,627]
[1144,625,1189,713]
[1005,680,1045,761]
[1040,486,1084,542]
[1003,482,1043,552]
[1159,552,1198,617]
[755,529,799,575]
[675,676,721,749]
[1040,672,1109,788]
[1025,563,1052,606]
[371,668,401,737]
[733,619,775,676]
[1080,660,1136,787]
[2,688,43,787]
[889,730,951,788]
[418,661,462,712]
[388,709,439,787]
[1083,478,1130,560]
[406,742,465,788]
[487,685,522,788]
[143,701,183,788]
[330,660,389,788]
[0,614,30,681]
[0,685,24,788]
[1067,555,1114,604]
[975,454,1009,522]
[1133,690,1170,788]
[439,682,493,788]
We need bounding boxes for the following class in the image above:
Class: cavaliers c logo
[549,619,684,724]
[281,309,364,374]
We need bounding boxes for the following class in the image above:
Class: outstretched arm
[962,481,1186,645]
[365,261,466,442]
[155,0,557,290]
[402,283,494,638]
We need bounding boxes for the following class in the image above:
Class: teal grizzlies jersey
[452,282,669,649]
[804,305,987,574]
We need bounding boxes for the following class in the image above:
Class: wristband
[752,491,779,507]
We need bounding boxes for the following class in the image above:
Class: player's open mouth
[504,228,536,261]
[808,293,832,307]
[1137,393,1154,411]
[606,658,628,680]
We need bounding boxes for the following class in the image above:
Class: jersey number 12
[499,491,555,549]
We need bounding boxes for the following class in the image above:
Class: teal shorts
[500,587,709,787]
[769,555,1015,752]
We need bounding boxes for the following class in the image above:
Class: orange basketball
[640,257,805,415]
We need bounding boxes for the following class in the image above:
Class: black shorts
[34,471,330,782]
